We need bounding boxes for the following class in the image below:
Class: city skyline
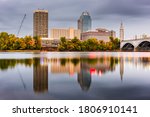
[1,0,150,39]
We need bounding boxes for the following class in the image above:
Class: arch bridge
[120,38,150,51]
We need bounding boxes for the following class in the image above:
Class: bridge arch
[136,41,150,51]
[121,43,134,51]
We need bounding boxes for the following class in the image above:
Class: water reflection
[78,68,91,91]
[50,57,119,91]
[0,56,121,93]
[1,56,150,92]
[0,52,150,99]
[33,58,48,93]
[0,59,32,71]
[120,56,124,81]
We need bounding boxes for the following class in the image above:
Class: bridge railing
[122,37,150,42]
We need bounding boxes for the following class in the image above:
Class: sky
[1,0,150,39]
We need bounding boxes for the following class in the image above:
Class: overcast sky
[1,0,150,39]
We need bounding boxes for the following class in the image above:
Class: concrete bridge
[120,38,150,51]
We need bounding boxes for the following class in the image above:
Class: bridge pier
[134,48,137,52]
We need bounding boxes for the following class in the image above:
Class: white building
[50,27,81,40]
[81,28,116,42]
[120,22,124,42]
[41,38,59,48]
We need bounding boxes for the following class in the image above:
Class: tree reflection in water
[0,55,150,93]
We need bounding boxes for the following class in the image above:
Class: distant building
[50,27,81,40]
[78,11,92,33]
[33,9,48,38]
[81,28,116,42]
[41,38,59,48]
[120,22,124,42]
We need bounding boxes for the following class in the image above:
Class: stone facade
[81,28,116,42]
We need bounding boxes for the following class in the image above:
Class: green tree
[81,41,87,51]
[86,38,99,51]
[0,32,9,50]
[97,40,106,51]
[71,37,81,51]
[58,37,67,51]
[16,38,26,50]
[7,34,17,50]
[109,37,120,50]
[24,36,35,49]
[33,36,41,50]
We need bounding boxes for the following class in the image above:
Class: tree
[97,40,106,51]
[81,41,87,51]
[57,36,120,51]
[7,34,17,50]
[0,32,9,50]
[0,32,43,50]
[67,40,74,51]
[86,38,99,51]
[16,38,26,50]
[24,36,35,49]
[58,37,67,51]
[109,37,120,50]
[33,36,41,50]
[71,37,81,51]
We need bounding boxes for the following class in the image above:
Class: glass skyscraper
[78,11,92,33]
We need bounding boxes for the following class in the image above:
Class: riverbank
[0,50,121,52]
[0,50,150,52]
[0,50,42,52]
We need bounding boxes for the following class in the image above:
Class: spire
[120,21,123,29]
[120,21,124,41]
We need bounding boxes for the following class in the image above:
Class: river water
[0,52,150,100]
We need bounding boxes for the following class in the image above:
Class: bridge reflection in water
[0,54,150,94]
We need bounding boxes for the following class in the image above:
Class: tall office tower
[120,22,124,42]
[78,11,92,33]
[33,9,48,38]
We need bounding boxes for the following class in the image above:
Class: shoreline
[0,50,42,52]
[0,50,150,52]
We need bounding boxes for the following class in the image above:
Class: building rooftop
[51,27,75,30]
[96,28,109,32]
[83,28,111,33]
[82,11,90,16]
[34,9,48,13]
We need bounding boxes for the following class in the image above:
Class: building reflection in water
[50,56,119,91]
[2,54,150,94]
[50,58,81,75]
[120,56,124,81]
[78,62,91,91]
[33,57,48,93]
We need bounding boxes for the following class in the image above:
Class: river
[0,52,150,100]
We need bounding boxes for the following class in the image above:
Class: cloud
[93,0,150,18]
[0,0,150,37]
